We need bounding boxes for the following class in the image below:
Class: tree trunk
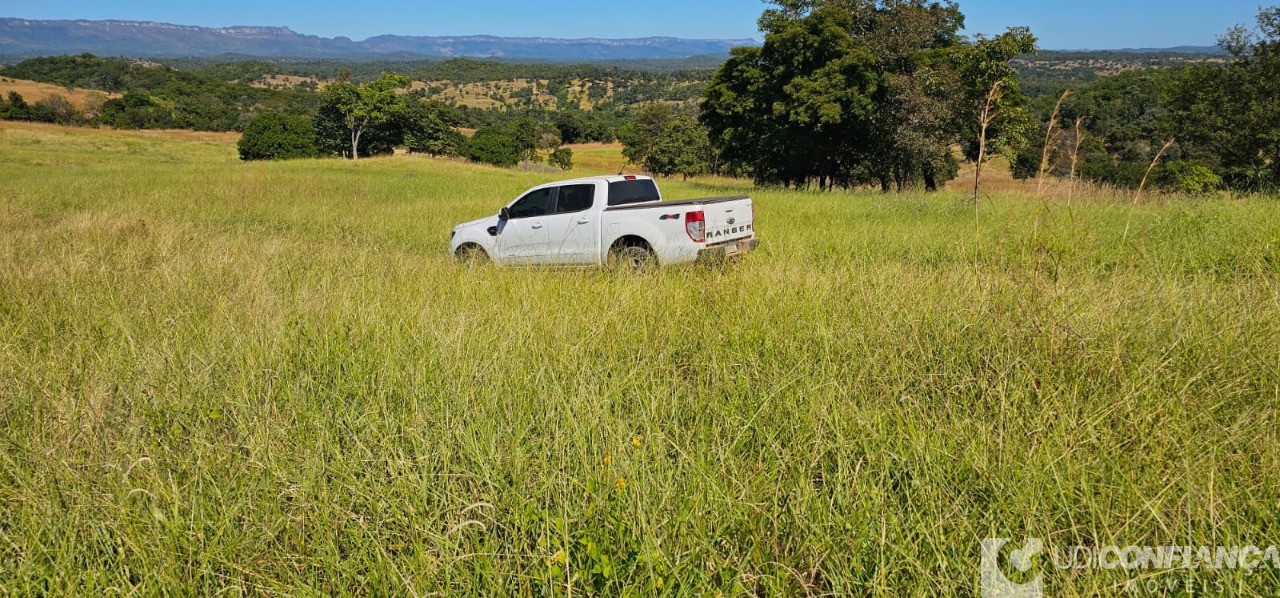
[879,176,891,193]
[351,127,362,161]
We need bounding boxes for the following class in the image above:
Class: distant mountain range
[1065,46,1226,54]
[0,18,757,60]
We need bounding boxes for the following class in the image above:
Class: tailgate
[701,197,755,244]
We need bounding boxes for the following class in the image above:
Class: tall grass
[1,122,1279,595]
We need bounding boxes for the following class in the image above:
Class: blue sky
[4,0,1265,49]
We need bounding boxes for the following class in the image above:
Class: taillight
[685,210,705,243]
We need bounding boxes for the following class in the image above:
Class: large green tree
[702,0,1035,191]
[320,72,411,160]
[465,126,522,167]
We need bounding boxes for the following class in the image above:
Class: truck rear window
[607,180,661,206]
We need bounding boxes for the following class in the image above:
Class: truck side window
[508,187,553,219]
[554,184,594,214]
[607,179,661,206]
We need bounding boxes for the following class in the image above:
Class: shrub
[406,126,465,157]
[29,95,80,125]
[1159,161,1222,195]
[97,92,175,130]
[2,91,30,120]
[548,147,574,171]
[464,127,521,167]
[237,112,318,161]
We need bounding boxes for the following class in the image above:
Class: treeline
[1013,50,1226,97]
[175,56,717,85]
[175,56,713,111]
[0,54,316,131]
[0,91,80,125]
[0,53,688,148]
[238,73,575,170]
[1014,6,1280,193]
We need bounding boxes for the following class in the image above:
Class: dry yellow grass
[0,120,239,144]
[2,123,1279,595]
[563,142,631,172]
[0,77,119,110]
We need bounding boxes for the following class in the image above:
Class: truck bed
[604,195,749,212]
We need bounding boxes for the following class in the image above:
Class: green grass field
[2,122,1279,595]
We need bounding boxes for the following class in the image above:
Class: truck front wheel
[455,243,490,265]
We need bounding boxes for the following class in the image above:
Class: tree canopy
[702,0,1035,191]
[320,72,412,160]
[237,112,319,161]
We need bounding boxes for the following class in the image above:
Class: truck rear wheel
[608,244,655,270]
[455,244,490,265]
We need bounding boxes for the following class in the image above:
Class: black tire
[608,244,656,270]
[455,244,490,265]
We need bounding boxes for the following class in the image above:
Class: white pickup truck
[449,175,759,267]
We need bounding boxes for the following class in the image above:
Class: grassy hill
[0,75,119,109]
[1,122,1278,594]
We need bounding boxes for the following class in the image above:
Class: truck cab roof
[532,174,653,187]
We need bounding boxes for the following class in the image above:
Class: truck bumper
[696,238,760,262]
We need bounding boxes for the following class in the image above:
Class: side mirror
[499,207,511,221]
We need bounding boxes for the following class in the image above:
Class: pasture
[1,121,1278,595]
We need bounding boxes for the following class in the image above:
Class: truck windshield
[607,180,661,206]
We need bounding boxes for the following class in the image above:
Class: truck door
[496,186,553,265]
[544,183,599,265]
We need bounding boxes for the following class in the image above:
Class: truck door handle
[576,219,590,225]
[532,223,544,229]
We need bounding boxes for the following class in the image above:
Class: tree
[320,72,411,160]
[555,110,615,144]
[644,115,713,180]
[97,91,175,130]
[237,112,318,161]
[465,126,521,167]
[619,103,676,168]
[503,117,557,162]
[702,0,1034,191]
[403,99,465,157]
[954,28,1039,172]
[1167,5,1280,191]
[548,147,574,171]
